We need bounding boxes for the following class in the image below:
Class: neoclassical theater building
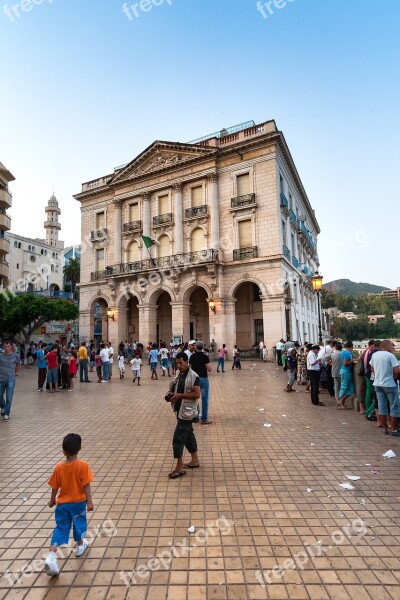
[75,119,321,353]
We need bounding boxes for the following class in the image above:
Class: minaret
[44,193,61,246]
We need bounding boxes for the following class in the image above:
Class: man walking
[78,342,91,383]
[167,352,201,479]
[100,343,110,382]
[107,341,114,379]
[0,340,21,421]
[307,344,324,406]
[36,343,48,392]
[370,339,400,436]
[190,341,212,424]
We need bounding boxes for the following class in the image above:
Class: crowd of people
[275,337,400,436]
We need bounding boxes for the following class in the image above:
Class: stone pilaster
[209,173,220,250]
[174,183,183,254]
[170,301,191,342]
[137,303,158,345]
[261,295,285,355]
[143,193,151,238]
[113,199,122,264]
[220,298,236,359]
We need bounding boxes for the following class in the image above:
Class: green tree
[0,294,79,341]
[63,258,80,299]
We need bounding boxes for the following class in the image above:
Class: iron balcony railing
[233,246,258,261]
[292,255,299,269]
[91,270,107,281]
[15,290,73,299]
[153,213,173,226]
[302,265,314,278]
[90,249,219,280]
[90,228,108,241]
[231,193,256,209]
[123,220,142,233]
[283,245,291,261]
[298,221,316,249]
[289,209,297,224]
[185,205,208,219]
[280,193,289,209]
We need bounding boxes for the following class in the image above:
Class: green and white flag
[142,235,159,249]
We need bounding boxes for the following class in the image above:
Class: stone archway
[234,282,263,351]
[91,298,109,346]
[188,287,209,344]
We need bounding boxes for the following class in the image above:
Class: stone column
[261,295,285,356]
[220,298,236,361]
[143,192,151,237]
[113,199,122,265]
[170,301,191,342]
[78,309,91,342]
[209,173,220,250]
[174,183,183,255]
[116,307,128,343]
[137,303,158,345]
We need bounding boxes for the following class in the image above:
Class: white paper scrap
[383,450,397,458]
[264,423,272,428]
[339,483,355,490]
[346,475,361,481]
[282,414,287,417]
[188,525,195,533]
[259,408,265,412]
[306,487,312,493]
[311,443,315,446]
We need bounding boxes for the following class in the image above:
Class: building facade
[0,162,15,288]
[75,119,321,352]
[8,194,65,294]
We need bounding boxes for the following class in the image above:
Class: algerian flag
[142,235,159,249]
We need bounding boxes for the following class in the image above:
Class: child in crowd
[130,353,142,385]
[149,343,159,380]
[44,434,94,577]
[68,351,77,392]
[262,346,268,362]
[89,348,96,372]
[118,353,125,379]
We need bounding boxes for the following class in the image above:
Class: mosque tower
[44,193,61,247]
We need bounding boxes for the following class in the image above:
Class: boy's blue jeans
[51,501,87,546]
[199,377,210,422]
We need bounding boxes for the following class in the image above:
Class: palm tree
[63,257,80,299]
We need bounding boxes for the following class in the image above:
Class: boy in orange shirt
[44,433,94,577]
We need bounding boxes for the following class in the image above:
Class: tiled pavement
[0,362,400,600]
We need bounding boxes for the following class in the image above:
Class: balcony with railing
[185,205,208,219]
[292,255,299,269]
[0,236,10,254]
[123,220,142,233]
[231,193,256,210]
[0,208,11,231]
[302,265,314,279]
[0,185,12,209]
[282,245,291,261]
[280,193,289,209]
[298,221,316,250]
[90,228,108,242]
[15,290,74,300]
[0,261,9,279]
[289,209,297,225]
[153,213,173,227]
[91,249,219,281]
[233,247,258,261]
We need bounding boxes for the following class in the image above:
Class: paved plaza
[0,362,400,600]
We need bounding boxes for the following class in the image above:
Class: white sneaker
[3,415,9,422]
[44,552,60,577]
[101,380,108,383]
[75,538,89,557]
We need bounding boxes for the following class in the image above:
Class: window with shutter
[238,219,252,248]
[191,186,203,207]
[191,228,204,252]
[158,195,169,215]
[129,203,139,221]
[158,235,170,258]
[96,249,105,271]
[237,173,250,196]
[96,212,105,229]
[128,241,139,262]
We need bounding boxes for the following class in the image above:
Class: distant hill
[323,279,390,297]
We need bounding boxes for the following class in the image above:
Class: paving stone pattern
[0,362,399,599]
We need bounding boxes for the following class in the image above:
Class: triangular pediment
[109,141,217,185]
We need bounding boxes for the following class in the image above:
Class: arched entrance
[156,291,172,344]
[234,282,263,350]
[189,287,209,344]
[126,295,140,342]
[92,299,108,345]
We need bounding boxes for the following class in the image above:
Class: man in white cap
[185,341,196,360]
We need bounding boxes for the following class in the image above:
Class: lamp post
[311,272,323,344]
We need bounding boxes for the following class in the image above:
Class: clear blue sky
[1,0,399,287]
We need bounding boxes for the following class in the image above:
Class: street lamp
[311,272,323,343]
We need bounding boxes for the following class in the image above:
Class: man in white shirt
[185,340,196,360]
[275,339,285,366]
[100,343,110,382]
[107,341,114,379]
[307,345,324,406]
[370,339,400,436]
[318,340,334,397]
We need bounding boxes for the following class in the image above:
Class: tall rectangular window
[158,195,169,215]
[291,233,295,256]
[129,203,139,221]
[282,219,287,245]
[191,186,203,207]
[279,174,284,195]
[237,173,250,196]
[96,212,105,229]
[238,219,252,248]
[96,248,105,271]
[289,191,293,210]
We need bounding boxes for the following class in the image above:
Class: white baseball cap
[188,340,196,345]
